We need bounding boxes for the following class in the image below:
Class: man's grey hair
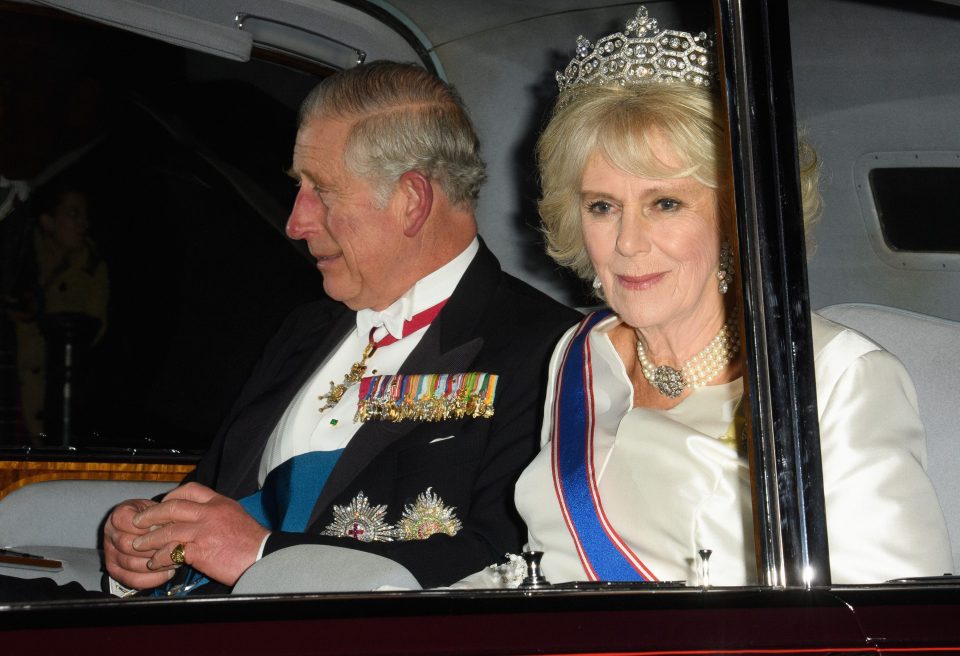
[299,61,486,210]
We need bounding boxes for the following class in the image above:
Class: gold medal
[356,372,499,423]
[319,335,378,413]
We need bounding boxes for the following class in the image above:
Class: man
[102,61,579,594]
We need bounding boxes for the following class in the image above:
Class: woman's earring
[718,240,734,294]
[592,275,602,290]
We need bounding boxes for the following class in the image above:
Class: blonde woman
[511,6,950,586]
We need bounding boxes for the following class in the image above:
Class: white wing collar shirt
[258,238,480,485]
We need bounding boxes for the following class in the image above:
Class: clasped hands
[103,482,269,590]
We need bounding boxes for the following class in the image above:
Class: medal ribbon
[551,311,657,582]
[357,371,498,423]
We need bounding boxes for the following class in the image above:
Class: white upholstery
[233,544,421,594]
[0,479,175,590]
[0,479,175,548]
[818,303,960,572]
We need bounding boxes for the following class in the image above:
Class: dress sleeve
[816,340,953,582]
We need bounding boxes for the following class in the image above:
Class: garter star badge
[395,487,462,541]
[322,492,397,542]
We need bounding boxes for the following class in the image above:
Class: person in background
[7,182,107,441]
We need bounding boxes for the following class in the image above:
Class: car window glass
[870,165,960,253]
[790,0,960,579]
[0,5,327,453]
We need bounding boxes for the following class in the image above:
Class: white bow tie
[356,295,413,343]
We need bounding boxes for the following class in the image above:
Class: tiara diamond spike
[556,6,716,96]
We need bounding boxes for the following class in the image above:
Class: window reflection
[0,7,326,452]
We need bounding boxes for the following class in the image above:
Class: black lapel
[310,241,503,519]
[217,303,356,495]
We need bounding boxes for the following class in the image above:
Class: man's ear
[396,171,433,238]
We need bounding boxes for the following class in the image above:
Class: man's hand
[129,482,269,586]
[103,497,176,590]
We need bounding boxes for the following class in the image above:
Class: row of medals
[356,391,495,423]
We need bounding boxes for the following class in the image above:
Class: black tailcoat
[188,242,580,588]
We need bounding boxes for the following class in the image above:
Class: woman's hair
[299,61,486,210]
[537,83,822,282]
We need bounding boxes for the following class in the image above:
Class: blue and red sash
[551,311,657,582]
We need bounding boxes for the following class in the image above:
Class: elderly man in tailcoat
[102,61,579,595]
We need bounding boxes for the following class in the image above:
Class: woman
[512,6,951,586]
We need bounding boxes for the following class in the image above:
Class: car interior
[1,0,958,601]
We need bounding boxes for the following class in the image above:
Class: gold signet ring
[170,543,186,566]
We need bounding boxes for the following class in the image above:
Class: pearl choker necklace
[634,314,740,399]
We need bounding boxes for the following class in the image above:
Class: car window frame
[6,4,960,652]
[0,0,833,603]
[716,0,830,587]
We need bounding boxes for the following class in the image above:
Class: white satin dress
[514,313,952,586]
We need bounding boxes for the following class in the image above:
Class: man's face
[286,117,409,311]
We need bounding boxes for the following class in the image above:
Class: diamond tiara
[556,6,717,95]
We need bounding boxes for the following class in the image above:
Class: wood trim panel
[0,460,194,501]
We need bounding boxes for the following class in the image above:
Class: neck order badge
[318,299,448,413]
